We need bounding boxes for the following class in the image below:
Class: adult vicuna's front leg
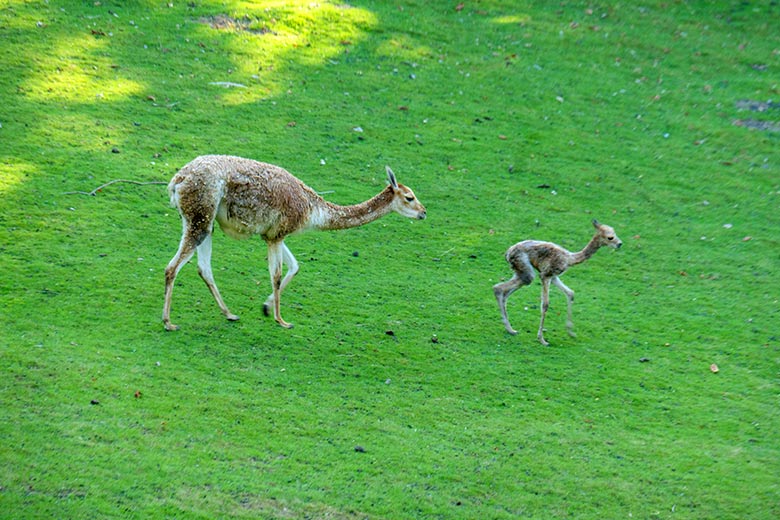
[263,242,299,319]
[267,241,293,328]
[552,276,575,337]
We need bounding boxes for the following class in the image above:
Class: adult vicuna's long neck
[570,233,602,266]
[314,186,395,231]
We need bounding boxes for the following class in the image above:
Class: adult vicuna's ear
[386,166,398,188]
[592,219,601,228]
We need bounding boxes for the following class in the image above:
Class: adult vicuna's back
[162,155,427,331]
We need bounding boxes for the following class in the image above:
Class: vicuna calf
[493,220,622,345]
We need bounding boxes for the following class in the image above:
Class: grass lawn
[1,0,778,518]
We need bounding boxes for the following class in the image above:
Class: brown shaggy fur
[163,155,426,331]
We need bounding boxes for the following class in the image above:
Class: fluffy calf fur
[493,220,622,345]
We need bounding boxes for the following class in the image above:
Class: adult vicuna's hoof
[276,318,294,329]
[164,321,180,332]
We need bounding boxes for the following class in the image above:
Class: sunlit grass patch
[186,1,378,102]
[0,158,36,193]
[492,14,532,26]
[22,36,145,103]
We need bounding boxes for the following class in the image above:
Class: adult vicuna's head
[386,166,427,220]
[592,219,622,249]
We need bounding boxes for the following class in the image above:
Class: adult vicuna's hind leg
[163,225,198,331]
[196,234,239,322]
[164,230,237,331]
[164,172,235,331]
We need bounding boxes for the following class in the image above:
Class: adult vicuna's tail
[167,178,179,208]
[166,157,229,211]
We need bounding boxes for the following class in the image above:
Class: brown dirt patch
[197,14,271,34]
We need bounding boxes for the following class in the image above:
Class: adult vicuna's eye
[405,195,415,202]
[607,236,614,240]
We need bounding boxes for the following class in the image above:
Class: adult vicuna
[493,220,622,345]
[162,155,427,331]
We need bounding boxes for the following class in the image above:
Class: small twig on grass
[64,179,167,196]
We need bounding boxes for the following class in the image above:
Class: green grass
[1,0,779,518]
